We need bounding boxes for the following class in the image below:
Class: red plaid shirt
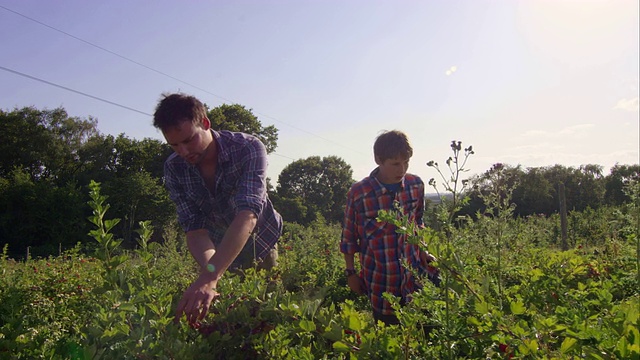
[340,168,428,315]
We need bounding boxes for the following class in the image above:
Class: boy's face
[163,117,213,166]
[375,155,410,184]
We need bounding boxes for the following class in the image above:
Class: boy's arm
[340,187,360,259]
[420,250,437,265]
[344,253,357,271]
[344,253,366,295]
[416,180,431,262]
[341,187,367,294]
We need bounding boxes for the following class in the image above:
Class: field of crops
[0,183,638,359]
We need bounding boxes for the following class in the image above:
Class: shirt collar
[368,167,405,195]
[210,129,230,163]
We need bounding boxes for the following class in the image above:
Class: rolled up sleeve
[340,187,360,255]
[232,137,267,217]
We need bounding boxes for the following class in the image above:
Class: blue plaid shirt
[164,130,282,260]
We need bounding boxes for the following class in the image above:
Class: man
[153,93,282,325]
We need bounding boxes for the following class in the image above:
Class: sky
[1,0,638,187]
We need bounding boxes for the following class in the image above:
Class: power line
[0,4,368,157]
[0,4,232,105]
[0,64,298,162]
[0,65,152,116]
[270,152,297,161]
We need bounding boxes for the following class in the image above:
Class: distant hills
[425,193,453,204]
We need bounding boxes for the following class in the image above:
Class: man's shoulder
[217,130,264,157]
[218,130,259,144]
[163,153,191,181]
[165,152,184,167]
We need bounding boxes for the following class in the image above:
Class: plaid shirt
[340,168,428,315]
[164,130,282,260]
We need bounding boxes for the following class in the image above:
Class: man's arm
[184,209,257,274]
[200,209,257,284]
[175,210,257,324]
[185,229,216,268]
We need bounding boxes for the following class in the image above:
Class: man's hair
[153,93,207,131]
[373,130,413,162]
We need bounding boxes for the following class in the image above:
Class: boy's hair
[153,93,207,131]
[373,130,413,162]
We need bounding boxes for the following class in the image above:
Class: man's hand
[174,273,219,325]
[347,274,366,295]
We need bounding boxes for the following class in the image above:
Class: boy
[153,93,282,325]
[340,130,437,325]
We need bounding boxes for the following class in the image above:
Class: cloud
[445,65,457,76]
[520,124,595,139]
[613,97,639,112]
[508,142,561,152]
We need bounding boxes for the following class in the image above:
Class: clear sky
[1,1,638,186]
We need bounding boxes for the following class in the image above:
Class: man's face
[163,118,212,165]
[376,155,410,184]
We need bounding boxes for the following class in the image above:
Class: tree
[514,167,554,216]
[462,163,610,218]
[0,107,98,182]
[0,168,87,258]
[74,133,175,244]
[208,104,278,154]
[541,164,605,213]
[75,134,172,185]
[102,171,175,246]
[270,195,309,225]
[276,156,354,225]
[604,164,640,205]
[573,164,605,211]
[462,164,523,218]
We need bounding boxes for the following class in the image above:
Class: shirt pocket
[363,211,394,250]
[401,199,419,219]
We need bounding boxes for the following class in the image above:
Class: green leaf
[560,337,578,354]
[578,282,587,291]
[529,268,544,281]
[321,323,343,342]
[147,303,164,316]
[118,303,137,312]
[615,336,630,358]
[333,341,350,352]
[510,300,526,315]
[475,301,489,314]
[347,313,363,331]
[299,319,315,332]
[466,316,481,326]
[104,218,121,232]
[109,254,128,268]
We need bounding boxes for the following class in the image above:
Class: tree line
[0,105,637,258]
[0,105,353,258]
[460,162,639,219]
